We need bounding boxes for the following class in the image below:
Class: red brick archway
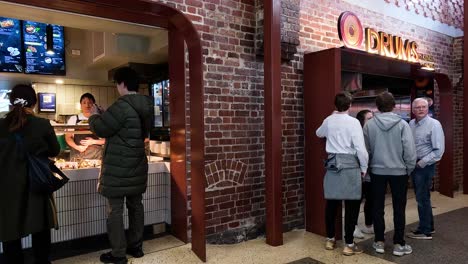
[0,0,206,261]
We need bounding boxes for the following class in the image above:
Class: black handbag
[15,133,69,194]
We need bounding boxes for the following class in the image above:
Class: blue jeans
[411,164,435,234]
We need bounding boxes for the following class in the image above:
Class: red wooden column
[169,26,188,243]
[264,0,283,246]
[434,73,454,197]
[464,0,468,194]
[304,49,342,237]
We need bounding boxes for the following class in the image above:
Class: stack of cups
[155,141,161,154]
[160,141,167,155]
[149,140,156,153]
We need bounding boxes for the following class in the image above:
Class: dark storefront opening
[303,47,453,237]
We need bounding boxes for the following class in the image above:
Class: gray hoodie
[363,112,416,176]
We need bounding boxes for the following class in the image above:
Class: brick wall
[154,0,464,243]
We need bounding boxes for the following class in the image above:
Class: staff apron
[70,115,102,160]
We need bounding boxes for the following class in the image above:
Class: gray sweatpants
[106,194,144,257]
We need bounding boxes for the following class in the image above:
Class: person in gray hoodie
[363,91,416,257]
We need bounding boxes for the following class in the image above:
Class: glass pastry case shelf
[53,125,92,134]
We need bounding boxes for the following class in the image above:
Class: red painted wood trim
[0,0,206,261]
[304,48,342,237]
[264,0,283,246]
[435,73,454,197]
[187,37,207,263]
[169,27,188,243]
[464,2,468,194]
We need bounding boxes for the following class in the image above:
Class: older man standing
[407,98,445,240]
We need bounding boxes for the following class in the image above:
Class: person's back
[316,92,368,256]
[88,66,153,264]
[92,93,153,197]
[0,84,60,264]
[363,91,416,257]
[364,112,416,176]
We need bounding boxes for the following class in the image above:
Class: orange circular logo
[338,12,364,49]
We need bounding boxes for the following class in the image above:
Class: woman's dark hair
[113,66,139,92]
[376,91,395,112]
[334,92,352,112]
[356,109,372,127]
[5,84,37,132]
[80,93,96,103]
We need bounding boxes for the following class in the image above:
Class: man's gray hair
[412,97,429,108]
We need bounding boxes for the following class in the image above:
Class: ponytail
[5,84,37,132]
[5,105,29,132]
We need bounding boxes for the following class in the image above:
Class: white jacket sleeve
[352,122,369,173]
[316,118,327,138]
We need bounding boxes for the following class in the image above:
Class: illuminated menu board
[23,21,65,75]
[0,17,23,73]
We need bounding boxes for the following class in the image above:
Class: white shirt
[316,111,369,173]
[67,113,89,125]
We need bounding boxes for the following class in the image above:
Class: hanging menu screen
[23,21,65,75]
[0,17,23,73]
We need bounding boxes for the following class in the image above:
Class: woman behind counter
[0,84,60,264]
[65,93,105,160]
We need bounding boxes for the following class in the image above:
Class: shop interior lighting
[55,79,64,84]
[46,24,55,55]
[421,66,435,71]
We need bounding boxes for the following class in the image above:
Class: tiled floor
[54,191,468,264]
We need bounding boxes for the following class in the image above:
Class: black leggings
[325,199,361,244]
[2,229,51,264]
[362,181,373,226]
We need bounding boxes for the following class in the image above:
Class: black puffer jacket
[89,94,153,197]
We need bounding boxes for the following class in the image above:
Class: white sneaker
[393,244,413,256]
[373,241,385,254]
[361,225,374,234]
[353,226,365,239]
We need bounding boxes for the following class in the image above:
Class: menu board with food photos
[0,17,23,73]
[23,21,65,75]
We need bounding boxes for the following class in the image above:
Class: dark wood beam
[435,73,454,197]
[464,0,468,194]
[169,26,188,243]
[264,0,283,246]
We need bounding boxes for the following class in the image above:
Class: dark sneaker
[393,244,413,256]
[126,247,144,258]
[411,228,435,234]
[100,252,128,264]
[407,230,432,240]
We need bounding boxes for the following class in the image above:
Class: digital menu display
[23,21,65,75]
[0,17,23,73]
[38,92,56,113]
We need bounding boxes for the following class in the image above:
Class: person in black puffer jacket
[89,67,153,264]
